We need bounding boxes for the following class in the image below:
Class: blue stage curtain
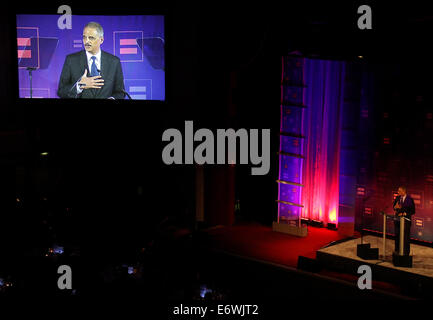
[302,59,346,226]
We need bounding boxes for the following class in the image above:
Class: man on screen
[57,22,125,99]
[393,186,415,255]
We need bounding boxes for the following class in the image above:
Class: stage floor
[204,222,344,268]
[317,235,433,279]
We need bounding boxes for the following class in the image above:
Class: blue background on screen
[16,14,165,100]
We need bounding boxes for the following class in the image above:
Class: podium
[380,212,412,267]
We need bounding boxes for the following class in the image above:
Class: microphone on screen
[121,90,132,100]
[97,68,131,99]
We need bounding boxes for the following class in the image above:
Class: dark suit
[57,50,125,99]
[393,195,415,255]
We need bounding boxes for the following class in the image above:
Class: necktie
[90,56,99,77]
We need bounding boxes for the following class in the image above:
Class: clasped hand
[394,203,406,216]
[78,69,104,89]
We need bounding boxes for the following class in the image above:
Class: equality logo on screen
[113,31,144,62]
[17,27,40,69]
[73,39,83,49]
[124,79,152,100]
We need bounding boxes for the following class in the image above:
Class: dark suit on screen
[57,50,125,99]
[393,195,415,255]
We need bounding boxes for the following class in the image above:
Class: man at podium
[57,22,125,99]
[393,186,415,255]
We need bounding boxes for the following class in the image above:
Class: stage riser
[316,250,433,298]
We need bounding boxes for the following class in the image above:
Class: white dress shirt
[76,50,102,94]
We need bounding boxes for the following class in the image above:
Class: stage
[203,222,345,268]
[316,235,433,297]
[201,223,433,297]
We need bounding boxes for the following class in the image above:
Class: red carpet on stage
[204,223,345,268]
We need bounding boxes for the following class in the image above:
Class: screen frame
[11,4,171,105]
